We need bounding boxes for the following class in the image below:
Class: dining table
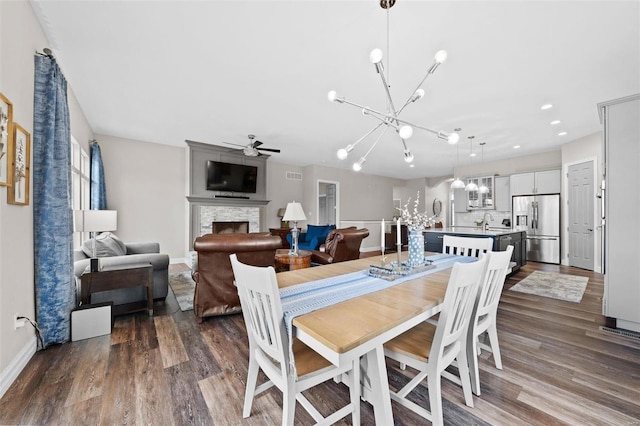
[275,252,458,425]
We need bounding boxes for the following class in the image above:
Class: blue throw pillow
[304,225,325,243]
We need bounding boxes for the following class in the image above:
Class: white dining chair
[229,254,360,426]
[383,256,488,426]
[467,245,514,396]
[442,235,493,257]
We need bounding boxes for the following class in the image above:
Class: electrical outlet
[14,314,27,330]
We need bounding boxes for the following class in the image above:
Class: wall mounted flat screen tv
[206,160,258,193]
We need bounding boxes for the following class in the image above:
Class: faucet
[483,212,494,230]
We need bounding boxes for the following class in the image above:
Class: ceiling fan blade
[256,147,281,153]
[253,140,264,148]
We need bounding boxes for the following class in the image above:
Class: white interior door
[568,161,595,270]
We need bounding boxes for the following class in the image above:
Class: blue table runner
[281,253,475,376]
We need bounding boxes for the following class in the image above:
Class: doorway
[568,160,595,270]
[317,180,339,226]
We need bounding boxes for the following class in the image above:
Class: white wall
[96,134,186,260]
[0,1,94,396]
[455,149,562,178]
[561,132,603,270]
[424,178,451,227]
[265,161,305,229]
[300,164,406,225]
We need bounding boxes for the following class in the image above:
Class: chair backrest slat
[442,235,493,258]
[474,246,514,320]
[231,254,289,372]
[431,256,488,363]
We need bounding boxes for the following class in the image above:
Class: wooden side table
[269,227,292,249]
[80,263,153,316]
[274,249,311,272]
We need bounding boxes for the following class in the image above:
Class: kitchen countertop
[425,226,524,237]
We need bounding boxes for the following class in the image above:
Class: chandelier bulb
[411,89,425,102]
[327,90,338,102]
[434,50,448,64]
[369,48,383,64]
[337,144,354,160]
[362,107,369,116]
[399,125,414,140]
[404,150,414,163]
[352,157,366,172]
[448,132,460,145]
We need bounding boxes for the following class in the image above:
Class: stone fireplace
[186,140,271,244]
[187,197,270,243]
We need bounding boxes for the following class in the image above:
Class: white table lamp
[73,209,118,271]
[282,202,306,256]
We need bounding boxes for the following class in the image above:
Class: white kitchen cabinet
[535,170,561,194]
[600,94,640,332]
[494,176,510,211]
[466,175,495,210]
[510,169,560,195]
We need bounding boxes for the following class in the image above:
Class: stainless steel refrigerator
[512,194,561,264]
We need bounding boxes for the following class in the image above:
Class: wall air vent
[285,171,302,181]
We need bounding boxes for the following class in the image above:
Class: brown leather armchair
[192,232,281,322]
[310,227,369,265]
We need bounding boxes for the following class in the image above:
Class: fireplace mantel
[187,196,270,207]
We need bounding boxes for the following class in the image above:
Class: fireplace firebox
[211,221,249,234]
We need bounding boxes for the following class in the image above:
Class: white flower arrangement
[397,192,436,231]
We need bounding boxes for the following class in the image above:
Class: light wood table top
[276,252,453,424]
[277,253,451,355]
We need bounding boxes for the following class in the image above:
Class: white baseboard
[360,246,380,253]
[0,336,37,399]
[170,257,189,266]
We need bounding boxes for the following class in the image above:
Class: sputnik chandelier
[328,0,460,172]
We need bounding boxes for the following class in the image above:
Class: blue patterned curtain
[33,55,74,346]
[90,141,107,209]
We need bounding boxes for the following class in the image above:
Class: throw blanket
[281,253,475,377]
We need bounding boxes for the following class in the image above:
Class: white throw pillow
[82,232,126,258]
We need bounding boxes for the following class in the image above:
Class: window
[71,136,90,248]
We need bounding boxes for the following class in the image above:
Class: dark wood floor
[2,258,639,425]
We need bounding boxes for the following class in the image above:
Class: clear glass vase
[408,228,425,267]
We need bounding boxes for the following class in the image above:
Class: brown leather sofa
[192,232,282,322]
[310,227,369,265]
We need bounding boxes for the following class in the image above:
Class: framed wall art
[0,92,14,187]
[8,123,30,206]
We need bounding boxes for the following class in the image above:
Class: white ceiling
[31,0,640,179]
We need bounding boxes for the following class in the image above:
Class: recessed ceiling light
[470,153,476,157]
[558,131,567,136]
[541,104,553,110]
[513,145,521,149]
[409,164,415,168]
[550,120,561,125]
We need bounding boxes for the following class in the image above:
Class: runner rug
[169,271,195,311]
[509,270,588,303]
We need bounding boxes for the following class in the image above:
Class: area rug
[509,271,588,303]
[169,271,195,311]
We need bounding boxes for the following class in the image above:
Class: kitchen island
[424,227,527,274]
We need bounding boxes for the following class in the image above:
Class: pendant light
[478,142,489,193]
[465,136,478,192]
[451,132,465,188]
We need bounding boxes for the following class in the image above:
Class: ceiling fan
[224,134,281,157]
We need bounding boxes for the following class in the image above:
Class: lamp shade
[282,202,306,222]
[73,210,118,232]
[277,208,287,218]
